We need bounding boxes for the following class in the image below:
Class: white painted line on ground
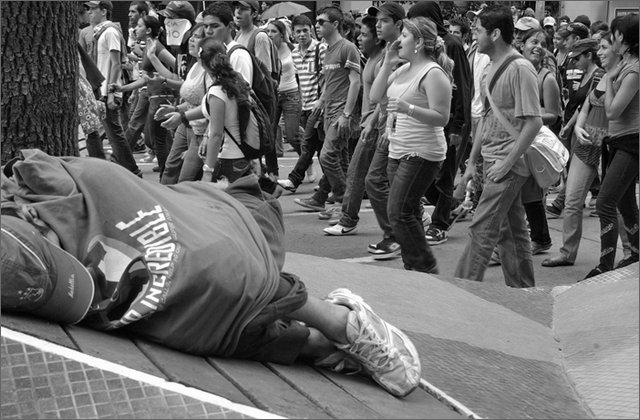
[419,378,482,419]
[1,327,285,420]
[285,208,374,218]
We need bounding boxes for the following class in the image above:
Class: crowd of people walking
[74,1,638,287]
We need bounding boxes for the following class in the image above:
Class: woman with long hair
[266,20,302,164]
[113,15,176,178]
[585,14,639,278]
[153,23,211,184]
[544,34,616,268]
[197,38,253,183]
[369,16,452,274]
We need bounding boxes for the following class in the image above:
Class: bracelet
[408,104,415,117]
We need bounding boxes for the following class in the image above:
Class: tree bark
[1,1,79,165]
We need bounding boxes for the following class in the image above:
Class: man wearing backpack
[454,4,542,288]
[86,0,142,177]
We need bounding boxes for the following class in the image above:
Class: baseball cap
[84,0,112,11]
[515,17,541,31]
[543,16,556,27]
[568,38,599,58]
[466,9,481,21]
[234,0,260,12]
[1,216,94,324]
[367,2,406,22]
[158,1,196,21]
[567,22,589,39]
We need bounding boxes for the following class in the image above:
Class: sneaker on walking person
[545,203,562,219]
[531,241,552,255]
[425,226,448,245]
[318,205,341,220]
[294,197,326,212]
[367,239,401,260]
[324,223,358,236]
[325,288,422,398]
[277,179,297,193]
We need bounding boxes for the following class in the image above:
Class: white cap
[543,16,556,27]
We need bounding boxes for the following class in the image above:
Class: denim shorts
[231,272,310,364]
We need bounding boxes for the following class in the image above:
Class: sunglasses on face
[315,18,330,26]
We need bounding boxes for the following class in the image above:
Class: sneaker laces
[343,313,395,373]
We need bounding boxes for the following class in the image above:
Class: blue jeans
[424,143,456,230]
[101,100,139,174]
[559,155,598,262]
[319,113,351,203]
[147,95,175,175]
[339,130,377,227]
[161,123,189,185]
[85,131,106,159]
[365,133,393,241]
[125,89,148,150]
[289,109,324,187]
[214,158,252,183]
[178,130,204,182]
[387,156,441,273]
[275,89,302,154]
[595,146,639,269]
[455,162,534,288]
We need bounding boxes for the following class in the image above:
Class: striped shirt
[292,39,327,111]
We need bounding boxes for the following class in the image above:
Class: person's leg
[102,103,140,175]
[217,158,252,183]
[499,190,536,288]
[85,131,106,159]
[425,144,456,232]
[147,96,174,175]
[125,89,149,150]
[338,132,377,228]
[281,90,302,155]
[591,149,639,274]
[365,135,393,241]
[455,164,528,282]
[161,123,189,185]
[558,156,597,262]
[521,177,551,249]
[387,156,441,273]
[319,115,348,203]
[177,132,204,182]
[285,111,322,188]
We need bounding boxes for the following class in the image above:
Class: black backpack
[228,44,278,123]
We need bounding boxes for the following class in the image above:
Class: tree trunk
[1,1,79,165]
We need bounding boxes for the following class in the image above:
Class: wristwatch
[202,164,214,173]
[342,112,352,119]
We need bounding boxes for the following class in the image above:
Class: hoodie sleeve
[445,35,472,138]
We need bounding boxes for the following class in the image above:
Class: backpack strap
[484,54,522,111]
[247,28,259,56]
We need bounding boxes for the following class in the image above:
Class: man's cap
[466,9,481,21]
[1,216,94,325]
[84,0,112,11]
[233,0,260,12]
[515,16,541,31]
[158,1,196,21]
[366,2,405,22]
[567,22,589,39]
[543,16,556,27]
[568,38,599,58]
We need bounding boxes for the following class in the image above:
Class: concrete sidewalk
[2,256,638,418]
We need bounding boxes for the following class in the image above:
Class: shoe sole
[426,238,447,246]
[294,200,325,212]
[370,249,401,260]
[326,288,421,397]
[324,227,358,236]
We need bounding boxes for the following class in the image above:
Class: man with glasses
[294,7,361,218]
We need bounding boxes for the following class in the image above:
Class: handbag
[483,56,569,189]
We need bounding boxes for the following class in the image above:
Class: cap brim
[36,238,95,324]
[158,9,177,19]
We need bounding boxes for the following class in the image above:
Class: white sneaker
[324,224,358,236]
[305,164,317,183]
[277,179,297,193]
[325,288,422,398]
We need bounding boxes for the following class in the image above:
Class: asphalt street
[136,148,628,289]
